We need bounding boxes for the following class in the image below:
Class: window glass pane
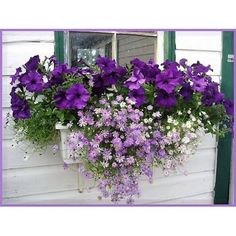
[117,34,156,65]
[176,31,222,51]
[69,32,113,67]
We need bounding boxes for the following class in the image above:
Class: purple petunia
[223,99,234,117]
[20,71,43,93]
[129,87,146,107]
[124,68,145,90]
[201,82,224,106]
[10,88,31,119]
[96,56,116,73]
[191,61,213,75]
[11,67,22,85]
[54,90,71,109]
[155,90,177,108]
[191,76,207,93]
[155,69,182,94]
[66,83,90,109]
[179,83,193,101]
[25,55,40,71]
[93,56,127,95]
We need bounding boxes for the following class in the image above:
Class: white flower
[144,119,148,124]
[177,111,182,115]
[106,93,114,98]
[120,102,126,108]
[182,137,190,144]
[167,116,173,123]
[166,160,172,169]
[173,120,179,126]
[148,126,152,130]
[153,112,161,118]
[145,133,150,138]
[148,118,153,123]
[101,161,109,168]
[197,119,202,125]
[126,98,135,105]
[168,150,174,155]
[187,109,191,114]
[186,121,192,129]
[190,115,196,122]
[172,128,177,132]
[147,105,153,111]
[166,126,171,130]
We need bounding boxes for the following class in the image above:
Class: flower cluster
[9,55,234,203]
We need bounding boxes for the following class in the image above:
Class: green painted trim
[164,31,176,61]
[214,32,234,204]
[54,31,65,63]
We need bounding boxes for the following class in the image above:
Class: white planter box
[55,123,81,164]
[55,123,85,192]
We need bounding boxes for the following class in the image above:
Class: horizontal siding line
[118,44,154,53]
[118,52,154,60]
[118,37,155,47]
[176,48,222,53]
[3,188,80,200]
[3,40,54,44]
[152,191,213,204]
[2,162,64,171]
[147,192,213,204]
[2,162,64,173]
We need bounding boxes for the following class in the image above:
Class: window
[69,32,113,67]
[64,31,159,67]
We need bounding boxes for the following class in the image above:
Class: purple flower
[102,149,112,161]
[223,99,233,117]
[10,89,31,119]
[179,58,188,68]
[54,90,71,109]
[191,76,207,93]
[25,55,40,71]
[158,149,166,158]
[49,55,59,65]
[201,82,224,106]
[96,56,116,73]
[93,56,127,95]
[161,60,180,70]
[129,87,146,107]
[130,58,146,68]
[66,84,90,109]
[20,71,43,93]
[179,83,193,101]
[191,61,213,75]
[11,67,22,85]
[126,156,135,165]
[155,90,177,109]
[155,69,182,94]
[124,68,145,90]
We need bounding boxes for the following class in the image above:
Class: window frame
[55,31,159,66]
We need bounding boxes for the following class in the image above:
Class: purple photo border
[0,29,235,207]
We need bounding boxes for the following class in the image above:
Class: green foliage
[14,102,59,149]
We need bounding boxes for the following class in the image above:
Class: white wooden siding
[2,31,220,205]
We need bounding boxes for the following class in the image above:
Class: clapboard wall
[2,31,220,205]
